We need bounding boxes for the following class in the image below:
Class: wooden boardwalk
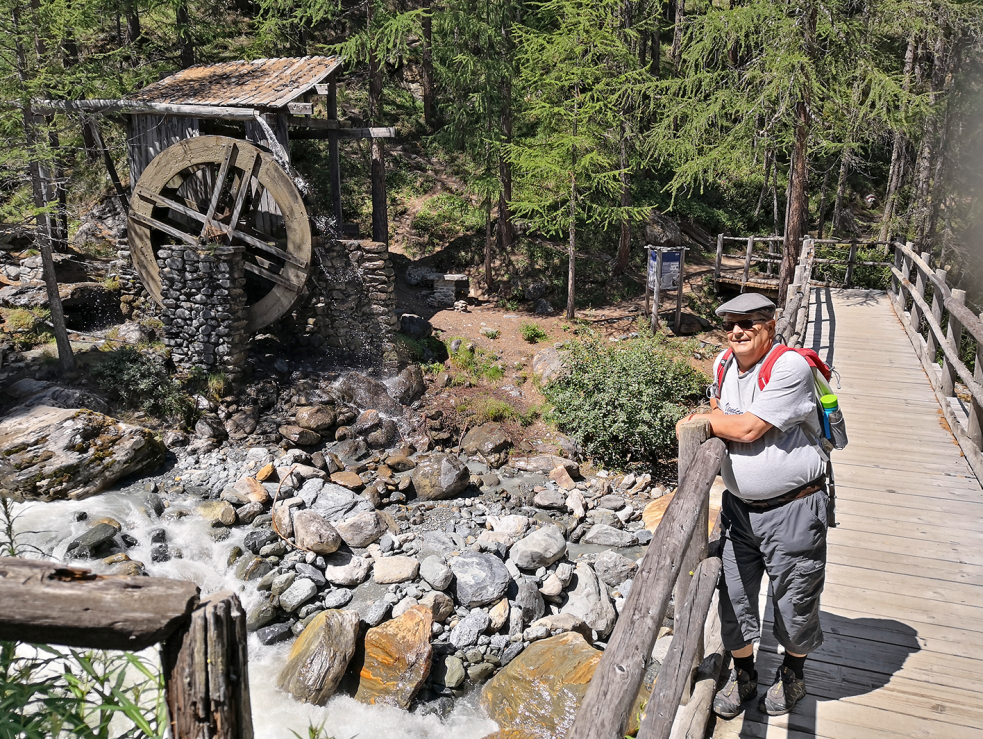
[713,288,983,739]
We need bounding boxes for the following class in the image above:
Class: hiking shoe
[712,667,758,719]
[759,665,807,716]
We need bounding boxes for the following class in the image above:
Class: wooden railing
[715,235,893,290]
[0,558,253,739]
[567,422,726,739]
[888,241,983,481]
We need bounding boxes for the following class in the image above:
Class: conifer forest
[1,0,982,312]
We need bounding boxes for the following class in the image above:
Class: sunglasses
[723,318,769,332]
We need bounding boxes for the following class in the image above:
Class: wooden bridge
[569,240,983,739]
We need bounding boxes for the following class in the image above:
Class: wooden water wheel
[128,135,313,332]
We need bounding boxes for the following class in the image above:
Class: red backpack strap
[714,349,733,398]
[757,344,792,390]
[792,347,833,381]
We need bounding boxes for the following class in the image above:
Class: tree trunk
[613,125,632,277]
[816,159,832,239]
[368,0,388,244]
[671,0,685,72]
[421,0,435,129]
[772,182,780,236]
[126,1,141,65]
[176,1,194,68]
[12,3,75,374]
[567,83,578,321]
[484,199,493,290]
[650,31,660,76]
[753,149,772,220]
[496,9,514,259]
[879,35,917,243]
[831,148,850,234]
[780,99,810,298]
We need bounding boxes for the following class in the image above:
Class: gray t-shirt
[713,345,826,501]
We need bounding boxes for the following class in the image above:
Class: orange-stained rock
[256,462,275,482]
[276,610,359,705]
[331,470,365,491]
[548,465,577,491]
[480,632,652,738]
[352,604,433,709]
[235,476,270,505]
[643,491,719,536]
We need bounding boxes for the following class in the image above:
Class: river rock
[310,485,375,522]
[489,515,530,537]
[532,489,566,510]
[323,551,373,586]
[5,380,109,415]
[512,455,578,476]
[280,578,318,612]
[513,578,545,625]
[333,511,386,548]
[434,655,466,689]
[293,510,342,554]
[280,425,322,446]
[234,554,272,581]
[582,524,636,548]
[194,414,226,439]
[461,423,513,468]
[399,312,433,337]
[593,550,638,587]
[480,632,650,738]
[66,522,118,554]
[565,490,586,520]
[391,364,426,405]
[295,405,337,433]
[385,455,415,472]
[530,613,591,639]
[0,405,165,501]
[489,598,510,632]
[373,555,420,584]
[548,466,576,491]
[450,610,490,649]
[419,591,455,622]
[510,525,566,570]
[233,476,270,505]
[198,501,236,527]
[560,562,617,638]
[330,470,365,490]
[365,419,400,450]
[420,555,453,590]
[450,551,511,608]
[337,372,402,417]
[352,605,433,709]
[277,609,359,705]
[411,454,470,501]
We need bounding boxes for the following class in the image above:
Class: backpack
[714,344,848,452]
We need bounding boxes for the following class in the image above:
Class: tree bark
[671,0,685,72]
[421,0,435,129]
[613,125,632,277]
[753,149,772,220]
[368,0,388,244]
[176,1,194,68]
[12,2,75,373]
[831,148,850,234]
[567,82,578,321]
[816,159,832,239]
[484,198,493,290]
[879,35,917,242]
[780,98,810,298]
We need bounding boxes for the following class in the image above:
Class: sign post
[646,245,687,333]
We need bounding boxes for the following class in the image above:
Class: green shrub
[446,339,504,382]
[483,329,501,339]
[457,397,541,426]
[541,334,708,469]
[1,308,53,350]
[410,193,483,252]
[91,348,192,423]
[520,322,548,343]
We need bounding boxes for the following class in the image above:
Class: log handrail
[567,423,726,739]
[0,557,252,739]
[887,241,983,480]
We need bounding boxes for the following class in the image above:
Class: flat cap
[715,293,776,317]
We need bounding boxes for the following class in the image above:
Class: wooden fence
[715,235,893,291]
[888,241,983,481]
[0,557,253,738]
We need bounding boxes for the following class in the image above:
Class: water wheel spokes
[128,135,313,332]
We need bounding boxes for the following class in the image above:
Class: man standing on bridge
[677,292,829,718]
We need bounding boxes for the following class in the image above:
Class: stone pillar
[158,245,249,378]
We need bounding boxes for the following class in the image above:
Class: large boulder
[337,372,402,416]
[333,511,386,548]
[391,364,425,405]
[480,632,651,739]
[510,525,567,571]
[411,454,470,501]
[399,312,433,338]
[0,405,165,501]
[449,551,511,608]
[531,348,568,385]
[322,551,373,587]
[351,605,433,709]
[642,209,683,247]
[461,423,512,468]
[295,405,337,433]
[5,379,109,415]
[309,485,375,522]
[560,562,617,638]
[276,610,360,705]
[293,510,342,554]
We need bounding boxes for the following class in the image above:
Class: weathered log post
[162,592,253,739]
[742,236,755,287]
[942,289,965,398]
[968,309,983,450]
[714,233,724,281]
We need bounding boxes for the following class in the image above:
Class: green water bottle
[820,394,848,449]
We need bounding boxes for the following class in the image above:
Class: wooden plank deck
[712,288,983,739]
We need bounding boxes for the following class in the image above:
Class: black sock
[733,654,756,678]
[783,653,807,679]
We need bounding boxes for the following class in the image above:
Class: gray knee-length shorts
[718,488,828,655]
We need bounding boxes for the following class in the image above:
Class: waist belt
[741,476,826,512]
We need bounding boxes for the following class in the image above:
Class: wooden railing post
[907,251,931,355]
[970,310,983,450]
[674,419,712,704]
[162,592,253,739]
[742,236,754,286]
[765,238,775,276]
[844,239,858,287]
[714,233,724,281]
[926,268,947,369]
[942,289,966,398]
[891,243,903,306]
